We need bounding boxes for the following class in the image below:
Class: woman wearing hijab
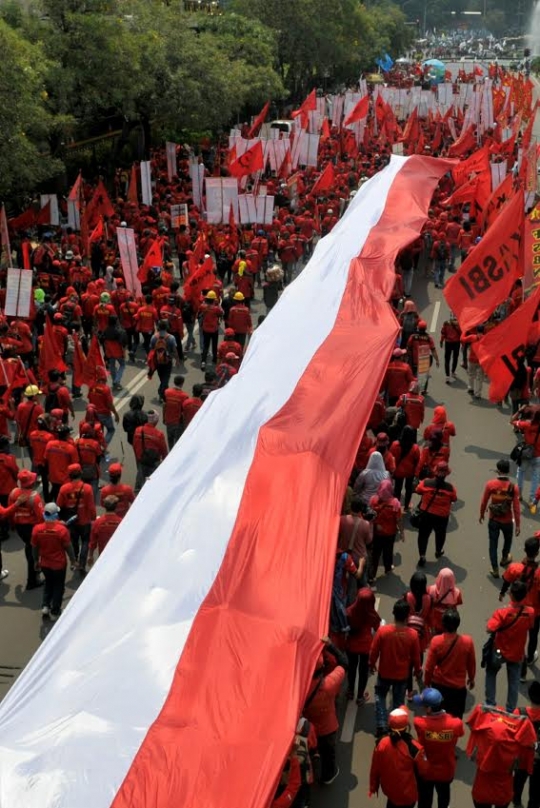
[354,452,390,507]
[415,429,450,480]
[369,479,404,581]
[346,587,381,704]
[405,571,433,699]
[399,300,420,349]
[423,406,456,455]
[428,568,463,635]
[390,425,420,511]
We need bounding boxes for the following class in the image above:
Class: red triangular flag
[311,162,335,195]
[86,180,115,227]
[291,90,317,130]
[247,101,270,139]
[68,172,82,201]
[344,95,369,127]
[277,147,292,179]
[36,201,51,226]
[138,237,163,283]
[89,216,104,244]
[38,319,67,383]
[188,233,207,277]
[228,140,265,178]
[127,164,138,205]
[183,256,216,310]
[72,332,86,389]
[320,117,331,141]
[83,335,106,387]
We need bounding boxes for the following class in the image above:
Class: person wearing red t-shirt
[486,580,536,712]
[31,502,76,619]
[511,406,540,503]
[88,366,119,445]
[134,295,159,355]
[119,296,140,360]
[383,348,414,405]
[75,424,104,500]
[369,479,403,580]
[133,410,168,491]
[277,233,297,285]
[512,681,540,808]
[416,431,450,480]
[346,587,381,704]
[227,292,252,349]
[445,216,462,272]
[439,315,462,383]
[413,687,464,808]
[198,291,224,369]
[93,293,116,333]
[9,469,44,590]
[390,426,421,510]
[163,375,188,449]
[369,706,429,806]
[499,536,540,682]
[369,598,422,737]
[423,406,456,454]
[182,384,203,428]
[424,608,476,719]
[480,459,521,578]
[415,462,457,566]
[44,370,74,421]
[0,436,18,541]
[88,495,123,565]
[368,433,397,476]
[100,463,134,517]
[462,325,485,399]
[15,387,44,456]
[217,328,243,365]
[367,393,386,432]
[56,464,96,574]
[44,425,79,501]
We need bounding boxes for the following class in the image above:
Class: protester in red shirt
[369,479,403,581]
[423,406,456,454]
[133,409,168,492]
[44,370,74,421]
[44,424,79,501]
[31,502,76,620]
[217,328,243,365]
[119,296,140,360]
[346,587,381,704]
[390,426,420,511]
[75,423,104,500]
[100,463,135,517]
[367,393,386,433]
[397,382,425,432]
[486,580,535,712]
[511,406,540,503]
[199,290,224,369]
[383,348,414,405]
[163,375,188,449]
[227,292,252,349]
[29,415,54,501]
[415,462,457,566]
[499,536,540,682]
[480,459,521,578]
[439,314,462,383]
[413,687,464,808]
[88,366,119,445]
[56,463,96,574]
[512,681,540,808]
[134,295,159,355]
[424,608,476,719]
[88,495,123,565]
[15,386,44,454]
[368,433,396,475]
[369,598,422,737]
[93,292,116,332]
[416,431,450,480]
[9,469,44,590]
[369,706,429,806]
[0,436,19,542]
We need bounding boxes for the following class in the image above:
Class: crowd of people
[0,63,538,808]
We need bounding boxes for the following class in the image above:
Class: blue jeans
[435,259,446,286]
[374,676,407,732]
[108,357,125,386]
[449,243,459,271]
[485,659,521,712]
[517,455,540,501]
[488,519,513,569]
[97,412,115,445]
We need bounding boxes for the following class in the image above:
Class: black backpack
[44,388,60,413]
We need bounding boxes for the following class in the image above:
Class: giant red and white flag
[0,155,451,808]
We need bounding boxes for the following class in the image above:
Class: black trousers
[70,523,91,569]
[418,778,451,808]
[141,332,152,355]
[235,332,247,349]
[318,731,337,783]
[36,463,49,502]
[49,482,62,503]
[418,514,449,557]
[394,476,414,508]
[126,328,139,355]
[444,342,460,376]
[346,651,369,698]
[42,566,66,616]
[156,364,172,399]
[433,682,467,719]
[473,803,510,808]
[202,331,218,363]
[514,762,540,808]
[16,524,38,587]
[387,802,415,808]
[371,533,395,576]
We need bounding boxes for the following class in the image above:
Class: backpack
[489,483,515,518]
[436,242,446,260]
[154,336,172,366]
[44,388,59,413]
[330,553,350,635]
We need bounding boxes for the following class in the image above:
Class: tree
[0,18,62,199]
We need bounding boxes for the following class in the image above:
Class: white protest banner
[490,160,507,191]
[1,205,12,268]
[140,161,152,206]
[5,268,32,317]
[306,134,320,167]
[67,200,80,231]
[40,194,59,226]
[190,158,204,211]
[255,195,275,225]
[166,142,177,182]
[221,178,239,223]
[392,143,404,155]
[117,228,141,299]
[170,204,188,230]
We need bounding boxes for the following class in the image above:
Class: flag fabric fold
[291,89,317,130]
[38,319,68,382]
[228,141,264,178]
[82,335,106,387]
[247,101,270,139]
[344,95,369,127]
[311,162,336,195]
[138,238,163,283]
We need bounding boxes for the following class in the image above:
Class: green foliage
[0,18,63,199]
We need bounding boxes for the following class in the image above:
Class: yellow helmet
[233,292,245,301]
[205,290,218,300]
[25,384,42,397]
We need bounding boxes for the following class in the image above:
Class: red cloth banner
[72,332,86,389]
[523,204,540,293]
[344,95,369,127]
[83,335,106,387]
[138,238,163,283]
[311,162,336,195]
[444,191,524,332]
[448,124,477,157]
[38,319,68,383]
[247,101,270,138]
[291,89,317,130]
[228,141,264,178]
[482,172,514,231]
[476,284,540,402]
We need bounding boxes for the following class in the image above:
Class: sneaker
[418,556,426,567]
[501,554,512,567]
[41,606,50,618]
[435,550,444,559]
[322,766,340,785]
[50,612,60,622]
[529,651,539,665]
[201,361,206,370]
[467,388,474,395]
[0,569,8,580]
[490,567,500,578]
[357,692,370,706]
[445,377,451,384]
[520,671,527,683]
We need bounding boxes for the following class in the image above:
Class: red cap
[388,707,409,731]
[109,463,123,476]
[18,470,37,488]
[436,461,451,475]
[224,328,235,337]
[418,320,427,330]
[68,463,82,476]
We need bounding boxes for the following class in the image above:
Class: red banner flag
[444,191,524,332]
[432,123,442,152]
[183,256,216,310]
[476,284,540,402]
[247,101,270,139]
[442,176,480,207]
[311,162,335,195]
[138,237,163,283]
[448,124,477,157]
[9,207,36,232]
[85,180,115,227]
[320,117,331,141]
[127,164,138,205]
[188,233,207,277]
[36,201,51,226]
[228,141,264,178]
[277,147,292,179]
[401,106,419,146]
[89,216,104,244]
[291,89,317,130]
[68,172,82,201]
[83,335,106,387]
[344,95,369,127]
[38,319,68,383]
[72,332,86,389]
[452,145,490,185]
[482,171,514,231]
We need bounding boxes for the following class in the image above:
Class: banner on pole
[140,161,152,206]
[170,204,188,230]
[5,268,32,317]
[166,142,177,182]
[117,228,142,299]
[40,194,59,226]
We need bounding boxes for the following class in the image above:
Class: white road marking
[375,597,380,611]
[340,700,358,743]
[112,368,148,409]
[429,301,441,334]
[115,374,149,413]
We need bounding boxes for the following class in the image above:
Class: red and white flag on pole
[0,155,453,808]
